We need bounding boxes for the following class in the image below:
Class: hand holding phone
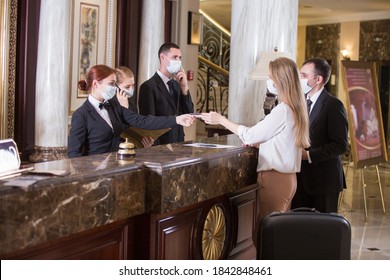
[176,67,186,82]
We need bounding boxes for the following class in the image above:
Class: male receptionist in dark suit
[138,42,194,145]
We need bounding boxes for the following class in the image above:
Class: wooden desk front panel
[148,184,259,260]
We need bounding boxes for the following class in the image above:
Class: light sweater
[237,102,302,173]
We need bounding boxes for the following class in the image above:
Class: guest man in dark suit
[138,42,194,145]
[292,58,349,213]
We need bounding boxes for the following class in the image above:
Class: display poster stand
[341,61,388,221]
[341,154,386,221]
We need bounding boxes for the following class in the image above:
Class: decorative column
[29,0,70,162]
[137,0,164,90]
[229,0,298,125]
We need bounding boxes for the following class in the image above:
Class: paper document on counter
[183,143,237,148]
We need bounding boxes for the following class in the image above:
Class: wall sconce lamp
[341,49,351,60]
[249,49,292,80]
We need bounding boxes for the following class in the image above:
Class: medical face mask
[266,79,278,95]
[101,84,117,101]
[166,60,182,74]
[119,87,134,98]
[300,79,313,94]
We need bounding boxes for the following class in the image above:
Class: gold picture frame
[188,11,203,45]
[341,60,388,168]
[70,0,115,112]
[0,0,17,139]
[76,2,99,99]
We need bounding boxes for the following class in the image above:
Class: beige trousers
[257,170,297,221]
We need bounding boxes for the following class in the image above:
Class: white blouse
[237,102,302,173]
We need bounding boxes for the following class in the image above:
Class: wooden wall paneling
[150,195,244,260]
[132,213,152,260]
[5,220,131,260]
[228,185,259,260]
[115,0,142,105]
[14,0,41,161]
[164,0,172,42]
[155,209,200,260]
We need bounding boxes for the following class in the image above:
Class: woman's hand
[198,111,224,125]
[244,143,260,148]
[116,88,129,109]
[197,111,239,135]
[141,137,154,148]
[176,114,196,127]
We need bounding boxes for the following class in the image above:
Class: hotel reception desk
[0,135,259,260]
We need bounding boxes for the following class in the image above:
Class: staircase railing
[197,56,229,116]
[197,14,230,116]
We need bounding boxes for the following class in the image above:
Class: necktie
[306,99,313,114]
[99,102,110,110]
[167,80,174,97]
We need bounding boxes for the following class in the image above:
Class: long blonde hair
[269,57,310,148]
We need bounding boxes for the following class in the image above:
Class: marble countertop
[0,135,258,256]
[0,135,246,193]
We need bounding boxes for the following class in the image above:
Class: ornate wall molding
[7,0,17,139]
[0,0,17,139]
[29,146,68,163]
[106,0,116,67]
[0,0,7,138]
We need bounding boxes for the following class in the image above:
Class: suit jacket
[297,89,349,195]
[138,72,194,144]
[67,97,177,158]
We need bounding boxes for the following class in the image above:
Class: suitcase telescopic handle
[290,207,320,213]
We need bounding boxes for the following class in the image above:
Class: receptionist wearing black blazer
[67,64,195,158]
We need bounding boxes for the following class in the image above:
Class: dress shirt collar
[88,95,104,110]
[157,70,172,85]
[307,86,324,105]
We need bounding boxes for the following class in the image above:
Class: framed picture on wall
[341,60,388,168]
[75,2,99,99]
[69,0,115,113]
[188,11,203,45]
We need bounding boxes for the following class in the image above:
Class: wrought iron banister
[197,14,230,116]
[198,56,229,76]
[197,56,229,116]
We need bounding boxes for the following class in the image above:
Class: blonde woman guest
[198,57,310,220]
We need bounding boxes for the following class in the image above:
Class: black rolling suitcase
[257,208,351,260]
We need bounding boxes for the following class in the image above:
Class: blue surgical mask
[266,79,278,95]
[120,87,134,98]
[101,85,117,101]
[166,60,182,74]
[300,79,313,94]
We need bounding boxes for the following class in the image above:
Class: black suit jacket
[297,89,349,195]
[138,72,194,144]
[68,97,177,158]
